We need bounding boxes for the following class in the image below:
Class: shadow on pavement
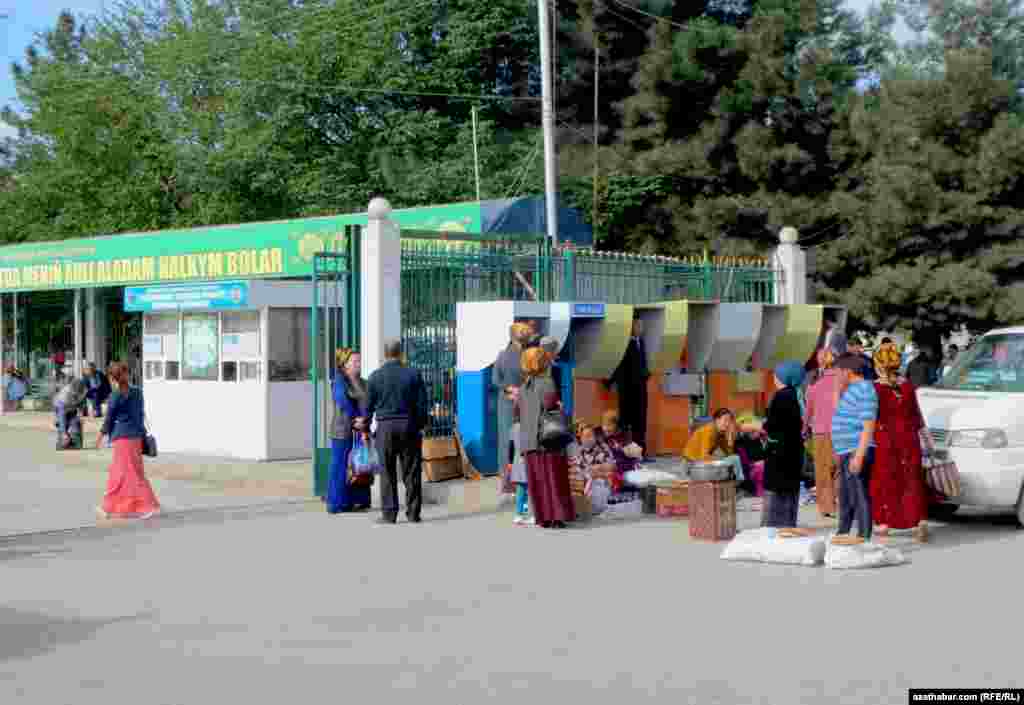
[0,607,156,664]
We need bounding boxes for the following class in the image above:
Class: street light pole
[538,0,559,247]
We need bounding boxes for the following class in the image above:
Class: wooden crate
[655,481,689,518]
[688,480,737,541]
[423,457,463,482]
[423,437,458,461]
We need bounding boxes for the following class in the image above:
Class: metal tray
[687,461,735,482]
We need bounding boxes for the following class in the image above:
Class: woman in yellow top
[683,408,751,483]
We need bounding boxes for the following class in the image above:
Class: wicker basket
[688,480,737,541]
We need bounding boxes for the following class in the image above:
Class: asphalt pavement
[2,423,1022,703]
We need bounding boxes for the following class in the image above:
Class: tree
[814,47,1024,337]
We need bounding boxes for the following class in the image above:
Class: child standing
[831,353,879,540]
[508,421,532,525]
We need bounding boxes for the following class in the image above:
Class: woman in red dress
[871,343,929,542]
[95,361,160,520]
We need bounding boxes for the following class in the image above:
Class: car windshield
[936,333,1024,392]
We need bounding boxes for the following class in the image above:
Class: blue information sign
[571,302,606,318]
[124,281,249,312]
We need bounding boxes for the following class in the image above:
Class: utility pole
[538,0,559,247]
[593,43,599,233]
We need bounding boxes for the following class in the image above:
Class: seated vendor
[683,408,749,483]
[569,422,623,502]
[3,366,28,407]
[598,409,642,469]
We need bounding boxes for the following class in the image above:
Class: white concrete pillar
[360,197,402,376]
[774,226,807,305]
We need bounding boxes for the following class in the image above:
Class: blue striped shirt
[831,380,878,456]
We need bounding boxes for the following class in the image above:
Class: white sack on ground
[825,538,906,570]
[720,528,826,566]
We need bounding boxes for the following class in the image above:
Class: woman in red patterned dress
[871,343,929,542]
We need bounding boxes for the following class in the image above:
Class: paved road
[1,492,1021,703]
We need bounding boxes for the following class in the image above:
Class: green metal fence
[399,232,778,437]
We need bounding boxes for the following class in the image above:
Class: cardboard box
[655,481,689,518]
[423,457,463,483]
[573,495,593,521]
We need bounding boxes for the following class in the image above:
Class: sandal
[913,524,929,543]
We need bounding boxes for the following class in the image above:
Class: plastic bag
[824,538,905,570]
[720,527,826,566]
[350,435,382,476]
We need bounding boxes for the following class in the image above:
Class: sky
[0,0,916,141]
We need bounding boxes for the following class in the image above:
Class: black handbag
[142,420,158,458]
[539,408,573,450]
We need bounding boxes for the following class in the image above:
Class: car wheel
[1017,487,1024,529]
[927,503,960,521]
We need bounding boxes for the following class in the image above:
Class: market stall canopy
[706,303,764,371]
[573,304,633,379]
[683,302,718,372]
[759,304,832,368]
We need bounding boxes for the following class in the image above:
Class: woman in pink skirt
[95,361,160,520]
[517,347,574,529]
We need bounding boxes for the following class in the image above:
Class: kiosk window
[268,308,314,382]
[143,313,180,381]
[221,311,261,383]
[182,313,220,381]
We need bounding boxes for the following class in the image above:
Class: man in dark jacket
[606,315,652,461]
[907,344,940,388]
[365,340,430,524]
[81,363,112,418]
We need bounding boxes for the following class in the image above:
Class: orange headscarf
[873,342,901,382]
[521,346,551,377]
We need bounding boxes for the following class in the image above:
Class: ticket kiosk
[128,279,333,461]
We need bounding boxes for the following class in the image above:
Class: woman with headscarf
[492,323,531,473]
[761,361,807,528]
[326,348,371,514]
[871,342,930,542]
[804,332,847,518]
[517,346,575,529]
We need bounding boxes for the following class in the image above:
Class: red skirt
[102,438,160,517]
[525,451,575,524]
[871,428,928,529]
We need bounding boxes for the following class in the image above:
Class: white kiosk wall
[135,280,329,461]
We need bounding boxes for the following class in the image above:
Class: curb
[0,498,320,546]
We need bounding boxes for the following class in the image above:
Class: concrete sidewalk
[0,414,509,536]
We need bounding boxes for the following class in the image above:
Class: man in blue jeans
[830,353,878,540]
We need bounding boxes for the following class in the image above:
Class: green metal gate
[311,225,360,498]
[400,231,546,438]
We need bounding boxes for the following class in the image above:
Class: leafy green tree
[815,47,1024,336]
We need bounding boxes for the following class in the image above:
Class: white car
[917,326,1024,526]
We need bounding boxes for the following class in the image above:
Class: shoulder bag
[539,407,573,451]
